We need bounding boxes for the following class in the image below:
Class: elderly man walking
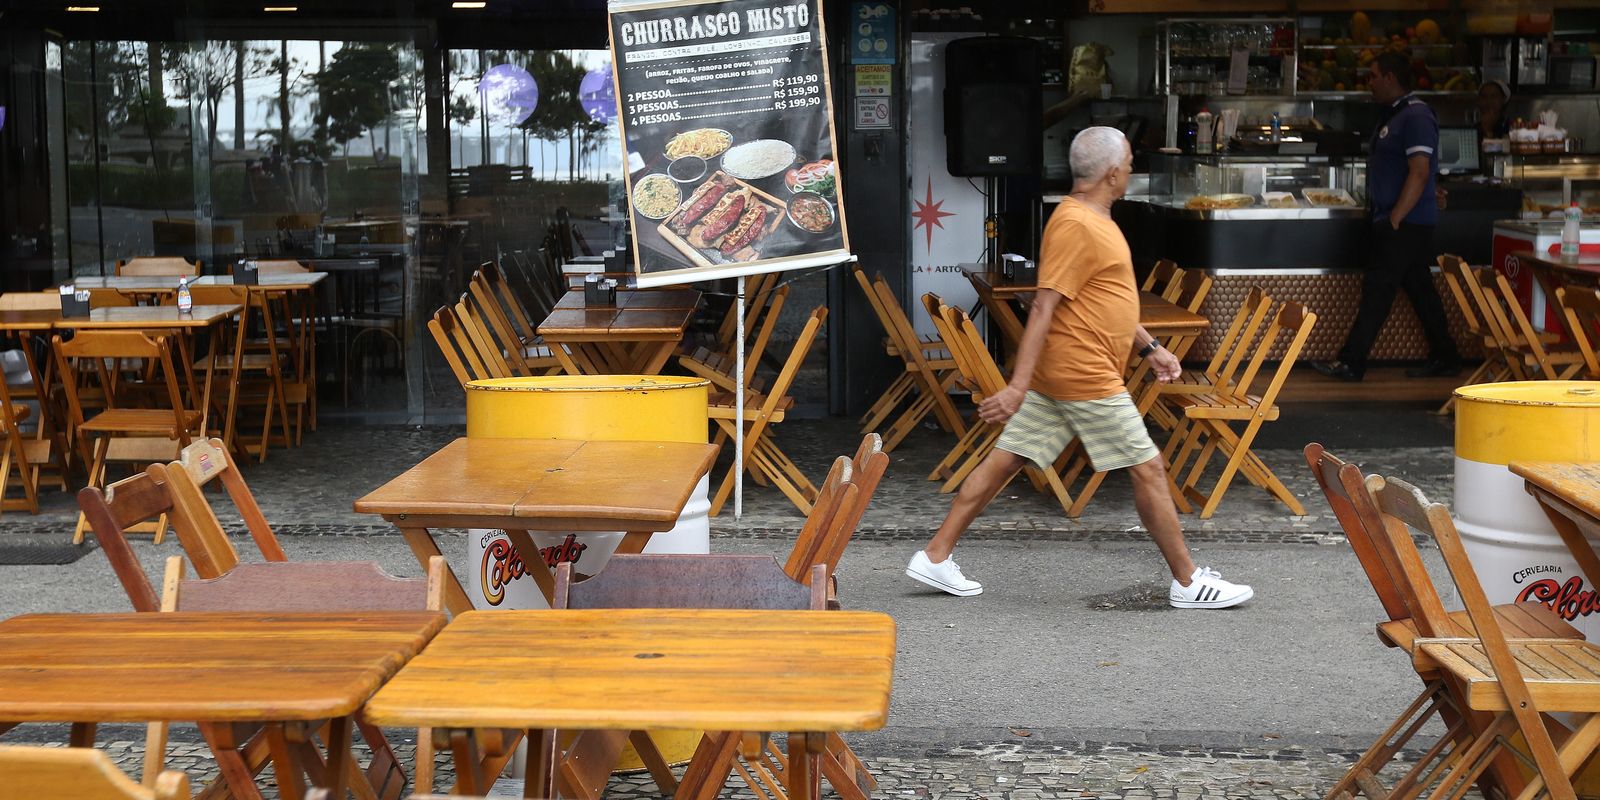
[905,126,1252,609]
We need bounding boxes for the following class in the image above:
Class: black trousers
[1337,220,1459,372]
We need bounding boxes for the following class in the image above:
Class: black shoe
[1310,360,1364,382]
[1406,359,1464,379]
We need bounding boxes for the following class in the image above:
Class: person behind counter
[1478,79,1512,144]
[1312,52,1461,382]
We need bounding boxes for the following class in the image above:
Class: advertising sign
[608,0,850,287]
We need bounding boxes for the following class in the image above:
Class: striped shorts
[996,391,1159,473]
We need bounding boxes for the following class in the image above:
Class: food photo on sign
[608,0,849,285]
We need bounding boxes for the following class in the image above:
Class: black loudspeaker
[944,36,1043,177]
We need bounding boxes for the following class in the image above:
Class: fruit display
[1297,11,1478,95]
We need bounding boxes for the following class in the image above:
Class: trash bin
[462,374,711,776]
[1455,382,1600,639]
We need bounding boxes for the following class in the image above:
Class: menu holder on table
[232,258,260,285]
[58,285,90,318]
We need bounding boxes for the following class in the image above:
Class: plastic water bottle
[1270,111,1282,143]
[1195,108,1214,153]
[1563,202,1582,259]
[176,277,193,314]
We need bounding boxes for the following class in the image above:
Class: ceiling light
[452,1,487,8]
[263,5,298,10]
[65,5,100,10]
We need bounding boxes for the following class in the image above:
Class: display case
[1296,10,1479,96]
[1157,18,1297,96]
[1491,154,1600,219]
[1144,152,1366,217]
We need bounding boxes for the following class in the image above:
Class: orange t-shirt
[1029,197,1139,401]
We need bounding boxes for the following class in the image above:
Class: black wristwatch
[1138,339,1162,358]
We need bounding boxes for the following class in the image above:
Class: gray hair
[1069,126,1128,183]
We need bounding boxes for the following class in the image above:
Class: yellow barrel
[465,374,710,774]
[466,375,708,443]
[1455,382,1600,794]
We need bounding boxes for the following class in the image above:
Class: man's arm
[1133,324,1181,382]
[978,288,1061,424]
[1389,153,1432,229]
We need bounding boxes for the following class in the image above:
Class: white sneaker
[906,550,983,597]
[1169,566,1253,609]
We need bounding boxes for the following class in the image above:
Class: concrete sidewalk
[0,404,1466,797]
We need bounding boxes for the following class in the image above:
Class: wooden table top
[363,609,896,732]
[353,437,720,531]
[0,611,445,723]
[553,288,701,312]
[1141,299,1209,334]
[1511,249,1600,276]
[1511,461,1600,521]
[0,304,241,331]
[67,274,328,291]
[538,306,697,340]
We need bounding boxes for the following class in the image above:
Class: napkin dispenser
[232,258,260,285]
[584,274,617,306]
[1001,253,1036,282]
[58,285,91,318]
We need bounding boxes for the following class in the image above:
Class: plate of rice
[720,139,798,180]
[632,174,681,219]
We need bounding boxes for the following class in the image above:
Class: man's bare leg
[1127,454,1196,584]
[924,449,1027,563]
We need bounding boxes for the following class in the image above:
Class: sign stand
[734,275,745,521]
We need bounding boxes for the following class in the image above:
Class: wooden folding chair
[850,266,954,436]
[862,272,964,451]
[465,272,562,377]
[923,294,1075,514]
[428,305,493,388]
[707,272,777,361]
[547,554,829,800]
[0,294,74,489]
[55,331,202,544]
[964,270,1026,371]
[1146,285,1272,435]
[1303,443,1574,800]
[474,262,561,366]
[0,375,41,516]
[116,257,200,277]
[680,284,790,393]
[1165,302,1315,518]
[1138,258,1182,294]
[154,555,445,800]
[1373,474,1600,800]
[708,306,826,516]
[0,745,188,800]
[1437,255,1513,413]
[1491,270,1585,381]
[1556,285,1600,380]
[451,293,518,378]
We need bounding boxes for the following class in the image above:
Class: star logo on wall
[911,176,955,254]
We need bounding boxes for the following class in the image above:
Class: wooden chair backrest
[253,260,309,275]
[117,257,198,277]
[1367,474,1572,795]
[942,302,1008,397]
[0,292,60,311]
[1173,270,1212,314]
[454,293,517,378]
[738,284,790,388]
[749,306,826,425]
[428,305,493,387]
[1202,286,1273,390]
[1302,443,1431,625]
[782,456,859,583]
[851,265,902,346]
[1557,285,1600,379]
[165,555,445,613]
[1492,271,1561,379]
[467,271,533,375]
[0,744,188,800]
[477,261,541,344]
[502,252,559,321]
[1157,263,1190,303]
[920,293,970,384]
[155,438,287,578]
[813,434,889,579]
[1227,301,1316,407]
[53,331,190,438]
[716,272,775,352]
[1437,254,1487,338]
[554,554,825,611]
[1139,259,1180,293]
[77,472,179,612]
[1439,259,1523,376]
[871,274,944,382]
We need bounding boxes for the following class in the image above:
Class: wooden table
[1511,461,1600,593]
[538,299,699,375]
[0,610,445,800]
[66,273,330,292]
[963,267,1208,340]
[552,288,701,312]
[363,608,896,799]
[353,437,720,615]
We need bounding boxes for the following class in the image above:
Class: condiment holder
[584,274,618,307]
[232,258,260,286]
[58,284,91,318]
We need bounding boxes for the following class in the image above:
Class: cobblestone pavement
[1,404,1468,798]
[8,728,1423,800]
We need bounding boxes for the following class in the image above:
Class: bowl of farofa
[632,174,681,220]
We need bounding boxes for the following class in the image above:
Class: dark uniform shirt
[1367,93,1439,226]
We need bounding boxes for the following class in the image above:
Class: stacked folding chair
[851,266,964,452]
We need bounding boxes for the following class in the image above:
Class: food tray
[656,170,787,269]
[1302,188,1358,208]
